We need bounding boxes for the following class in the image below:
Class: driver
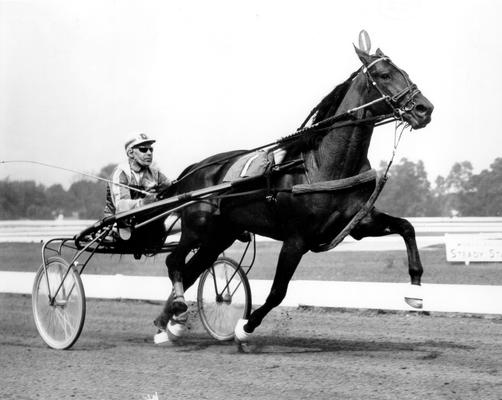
[104,133,171,217]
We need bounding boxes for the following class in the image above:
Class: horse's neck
[309,76,375,180]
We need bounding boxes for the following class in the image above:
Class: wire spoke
[54,307,74,339]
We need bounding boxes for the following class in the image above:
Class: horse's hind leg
[350,208,424,307]
[154,234,235,342]
[153,242,193,334]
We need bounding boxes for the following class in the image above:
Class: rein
[172,112,395,186]
[173,56,419,186]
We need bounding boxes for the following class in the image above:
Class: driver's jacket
[104,161,170,217]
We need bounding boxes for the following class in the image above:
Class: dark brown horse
[153,38,433,343]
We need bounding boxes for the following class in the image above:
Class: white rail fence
[3,271,502,315]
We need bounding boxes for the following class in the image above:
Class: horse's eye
[380,73,391,80]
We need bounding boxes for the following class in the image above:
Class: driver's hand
[155,182,173,200]
[141,193,157,206]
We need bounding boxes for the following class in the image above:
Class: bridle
[356,55,422,120]
[299,55,423,130]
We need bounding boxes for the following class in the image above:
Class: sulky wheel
[197,257,251,341]
[32,257,86,350]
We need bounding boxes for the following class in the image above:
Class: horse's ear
[358,30,372,53]
[354,44,372,66]
[375,48,386,57]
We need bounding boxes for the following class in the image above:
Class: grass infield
[1,241,501,285]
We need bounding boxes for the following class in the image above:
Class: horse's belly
[281,186,374,241]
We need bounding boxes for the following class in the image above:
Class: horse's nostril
[415,104,428,115]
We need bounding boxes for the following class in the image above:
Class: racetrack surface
[1,294,501,400]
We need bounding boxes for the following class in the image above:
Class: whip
[0,160,151,196]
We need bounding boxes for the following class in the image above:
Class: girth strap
[310,175,388,253]
[292,169,376,194]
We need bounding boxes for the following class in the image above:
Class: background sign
[445,233,502,265]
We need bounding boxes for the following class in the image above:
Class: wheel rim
[198,258,250,341]
[32,258,85,349]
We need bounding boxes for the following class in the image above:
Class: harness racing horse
[154,36,434,343]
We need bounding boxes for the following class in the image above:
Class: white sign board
[445,233,502,265]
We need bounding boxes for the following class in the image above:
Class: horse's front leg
[235,236,308,342]
[350,208,424,308]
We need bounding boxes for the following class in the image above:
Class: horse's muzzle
[404,95,434,129]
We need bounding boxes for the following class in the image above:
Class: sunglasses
[135,147,154,153]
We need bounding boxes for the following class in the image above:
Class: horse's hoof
[234,319,252,343]
[153,330,170,345]
[404,284,423,309]
[166,310,188,340]
[167,320,186,340]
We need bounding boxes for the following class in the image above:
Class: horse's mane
[284,69,360,154]
[311,69,360,124]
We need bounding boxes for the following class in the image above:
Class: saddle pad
[223,151,271,182]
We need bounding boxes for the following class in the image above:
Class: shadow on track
[100,331,476,358]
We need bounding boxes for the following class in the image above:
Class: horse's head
[354,35,433,129]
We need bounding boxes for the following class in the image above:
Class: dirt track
[1,293,501,400]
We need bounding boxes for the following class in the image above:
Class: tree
[445,161,473,193]
[0,180,16,218]
[46,184,75,217]
[459,158,502,216]
[437,161,474,216]
[430,175,450,216]
[0,163,113,220]
[67,180,106,219]
[376,158,437,217]
[98,163,118,179]
[0,180,50,219]
[3,158,501,220]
